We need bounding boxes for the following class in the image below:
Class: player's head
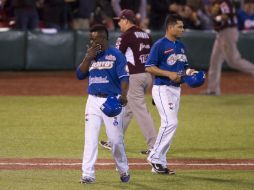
[113,9,136,32]
[89,24,109,49]
[165,14,184,40]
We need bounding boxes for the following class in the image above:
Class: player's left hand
[119,95,128,106]
[186,69,197,76]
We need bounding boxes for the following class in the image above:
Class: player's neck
[125,24,135,31]
[165,34,177,42]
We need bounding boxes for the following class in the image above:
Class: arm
[145,65,181,83]
[111,0,121,16]
[119,77,129,106]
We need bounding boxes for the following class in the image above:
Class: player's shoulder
[107,46,125,58]
[153,37,168,47]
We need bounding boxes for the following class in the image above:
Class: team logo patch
[167,53,187,65]
[164,48,174,54]
[168,103,174,110]
[113,117,119,126]
[105,55,116,61]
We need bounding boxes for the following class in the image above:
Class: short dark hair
[165,14,183,28]
[90,24,109,40]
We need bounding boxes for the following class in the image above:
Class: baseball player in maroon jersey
[99,9,157,154]
[202,0,254,95]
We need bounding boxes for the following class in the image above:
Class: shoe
[140,149,151,155]
[99,140,112,150]
[120,172,130,183]
[150,162,175,175]
[80,177,95,184]
[200,90,219,96]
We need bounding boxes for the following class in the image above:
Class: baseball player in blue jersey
[145,14,197,174]
[76,25,130,183]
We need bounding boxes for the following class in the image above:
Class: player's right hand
[119,95,128,107]
[168,72,181,83]
[85,44,101,60]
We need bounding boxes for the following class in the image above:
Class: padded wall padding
[0,30,26,70]
[26,31,75,70]
[74,30,90,68]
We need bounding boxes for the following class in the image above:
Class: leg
[122,103,133,133]
[15,9,29,30]
[148,85,181,166]
[207,34,225,95]
[81,96,103,180]
[223,28,254,75]
[127,73,157,149]
[103,110,129,176]
[27,10,39,30]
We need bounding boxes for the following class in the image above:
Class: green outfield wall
[0,30,253,70]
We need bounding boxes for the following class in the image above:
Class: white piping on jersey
[125,47,135,66]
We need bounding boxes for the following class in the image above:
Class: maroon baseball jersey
[115,26,152,74]
[212,0,237,31]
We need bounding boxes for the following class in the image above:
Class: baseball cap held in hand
[113,9,136,24]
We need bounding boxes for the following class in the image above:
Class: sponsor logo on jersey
[89,61,114,71]
[134,32,150,39]
[89,76,109,85]
[167,54,187,65]
[105,54,116,61]
[164,48,174,54]
[139,43,150,51]
[245,19,254,29]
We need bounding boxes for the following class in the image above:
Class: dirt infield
[0,71,253,171]
[1,158,254,170]
[0,71,253,96]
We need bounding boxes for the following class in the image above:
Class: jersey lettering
[89,61,114,71]
[139,54,149,64]
[139,43,150,51]
[89,76,109,85]
[134,32,150,39]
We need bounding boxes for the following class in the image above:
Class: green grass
[1,95,253,159]
[1,170,254,190]
[1,95,254,189]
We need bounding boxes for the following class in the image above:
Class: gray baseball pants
[123,72,157,149]
[207,27,254,95]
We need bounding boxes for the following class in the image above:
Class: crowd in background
[0,0,253,32]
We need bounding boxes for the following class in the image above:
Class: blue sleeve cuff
[76,67,88,80]
[120,76,129,83]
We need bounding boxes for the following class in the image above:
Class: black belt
[91,93,108,98]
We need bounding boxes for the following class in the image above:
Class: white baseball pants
[147,85,181,166]
[82,95,129,179]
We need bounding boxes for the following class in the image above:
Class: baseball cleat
[150,162,175,175]
[120,172,130,183]
[80,177,95,184]
[200,90,219,96]
[99,140,112,150]
[140,149,151,155]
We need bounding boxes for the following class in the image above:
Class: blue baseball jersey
[237,10,254,31]
[145,37,189,87]
[77,46,129,95]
